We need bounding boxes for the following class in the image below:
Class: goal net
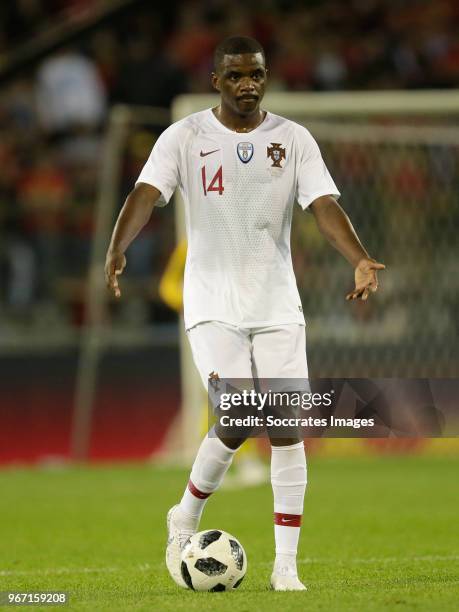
[171,91,459,459]
[75,92,459,463]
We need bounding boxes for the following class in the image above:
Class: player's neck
[213,105,266,133]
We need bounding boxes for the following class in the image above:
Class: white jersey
[136,108,340,330]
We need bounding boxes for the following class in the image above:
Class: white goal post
[172,90,459,463]
[73,92,459,464]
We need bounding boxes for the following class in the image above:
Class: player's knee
[216,434,246,451]
[270,436,302,447]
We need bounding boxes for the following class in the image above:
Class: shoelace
[275,564,298,577]
[179,529,195,549]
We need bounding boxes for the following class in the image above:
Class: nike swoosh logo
[200,149,220,157]
[281,518,294,523]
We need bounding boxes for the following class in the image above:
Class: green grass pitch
[0,455,458,611]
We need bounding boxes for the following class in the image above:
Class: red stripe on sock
[274,512,302,527]
[188,479,212,499]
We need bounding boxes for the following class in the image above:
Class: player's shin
[178,429,236,527]
[271,441,307,576]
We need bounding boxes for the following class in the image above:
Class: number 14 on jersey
[201,165,224,196]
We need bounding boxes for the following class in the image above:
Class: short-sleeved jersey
[136,108,340,330]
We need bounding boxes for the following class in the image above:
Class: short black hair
[214,36,265,71]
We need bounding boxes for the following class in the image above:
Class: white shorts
[186,321,308,391]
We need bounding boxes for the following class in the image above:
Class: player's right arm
[105,120,183,298]
[105,183,161,298]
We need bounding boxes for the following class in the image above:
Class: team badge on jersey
[237,142,254,163]
[267,143,286,167]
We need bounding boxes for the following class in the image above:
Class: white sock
[271,441,307,575]
[178,432,236,527]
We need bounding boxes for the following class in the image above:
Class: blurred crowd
[0,0,458,331]
[2,0,459,93]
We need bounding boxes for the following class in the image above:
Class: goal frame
[73,91,459,464]
[172,89,459,462]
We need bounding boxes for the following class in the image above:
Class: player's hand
[105,249,126,298]
[346,257,385,301]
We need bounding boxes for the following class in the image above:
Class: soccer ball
[180,529,247,591]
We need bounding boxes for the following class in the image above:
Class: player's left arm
[310,195,385,301]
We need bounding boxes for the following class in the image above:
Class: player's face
[212,53,267,116]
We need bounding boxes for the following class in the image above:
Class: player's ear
[211,72,220,92]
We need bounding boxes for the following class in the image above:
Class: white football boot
[166,505,197,588]
[270,565,307,591]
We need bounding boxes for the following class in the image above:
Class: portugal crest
[267,142,286,167]
[237,142,254,163]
